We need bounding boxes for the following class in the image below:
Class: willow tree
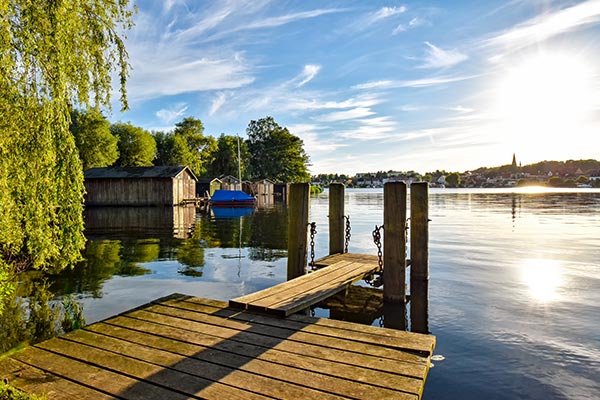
[0,1,134,311]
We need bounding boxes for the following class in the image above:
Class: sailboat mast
[237,135,242,189]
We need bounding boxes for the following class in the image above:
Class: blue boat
[209,190,256,207]
[211,207,254,218]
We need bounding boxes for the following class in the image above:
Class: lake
[8,188,600,399]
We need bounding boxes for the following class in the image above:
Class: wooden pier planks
[230,256,380,316]
[1,294,435,400]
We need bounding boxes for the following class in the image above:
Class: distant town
[311,157,600,189]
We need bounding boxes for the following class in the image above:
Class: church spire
[512,153,517,168]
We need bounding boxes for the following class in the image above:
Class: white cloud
[155,103,188,123]
[318,107,375,122]
[209,92,227,116]
[295,65,321,87]
[243,8,345,30]
[368,6,407,24]
[353,75,475,90]
[444,105,474,113]
[393,16,429,34]
[419,41,468,69]
[336,116,398,140]
[126,51,255,100]
[484,0,600,51]
[287,124,348,154]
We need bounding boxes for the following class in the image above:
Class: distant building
[84,166,197,206]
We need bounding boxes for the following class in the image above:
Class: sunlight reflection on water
[520,259,563,302]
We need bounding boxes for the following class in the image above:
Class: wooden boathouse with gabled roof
[84,166,197,206]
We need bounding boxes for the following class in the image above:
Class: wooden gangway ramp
[230,253,380,317]
[1,294,435,400]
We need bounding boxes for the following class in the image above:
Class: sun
[494,51,596,157]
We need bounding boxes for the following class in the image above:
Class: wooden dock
[230,254,380,317]
[1,294,435,400]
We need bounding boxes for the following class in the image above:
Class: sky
[111,0,600,175]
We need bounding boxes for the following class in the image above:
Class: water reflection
[84,206,196,239]
[520,259,563,302]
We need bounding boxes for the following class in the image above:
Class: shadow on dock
[3,294,434,399]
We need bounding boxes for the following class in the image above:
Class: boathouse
[220,175,242,191]
[250,178,275,196]
[84,166,197,206]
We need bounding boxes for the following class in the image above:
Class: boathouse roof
[84,166,197,180]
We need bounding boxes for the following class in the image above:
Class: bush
[0,379,45,400]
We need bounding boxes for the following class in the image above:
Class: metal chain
[372,224,384,272]
[344,215,351,253]
[308,222,317,270]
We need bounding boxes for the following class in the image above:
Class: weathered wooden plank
[85,321,424,396]
[314,253,379,268]
[35,337,270,400]
[11,346,190,400]
[54,333,347,400]
[245,263,377,316]
[109,313,428,379]
[162,297,435,356]
[66,328,418,400]
[272,264,380,316]
[0,357,116,400]
[230,260,355,308]
[130,306,429,368]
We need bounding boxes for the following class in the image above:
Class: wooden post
[287,183,310,280]
[383,182,407,303]
[329,183,345,255]
[410,182,429,333]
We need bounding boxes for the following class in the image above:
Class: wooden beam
[328,183,345,255]
[383,182,407,303]
[287,183,310,280]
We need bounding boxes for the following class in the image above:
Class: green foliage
[576,175,589,184]
[311,185,324,195]
[445,172,461,188]
[548,176,564,187]
[70,109,118,170]
[112,122,156,166]
[0,277,85,354]
[174,117,217,176]
[207,134,249,178]
[0,380,46,400]
[153,117,217,176]
[246,117,310,183]
[0,0,133,311]
[60,295,85,332]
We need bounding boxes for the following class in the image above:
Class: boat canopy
[210,190,255,204]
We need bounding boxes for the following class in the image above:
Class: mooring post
[383,181,407,303]
[329,183,345,255]
[287,183,310,280]
[410,182,429,333]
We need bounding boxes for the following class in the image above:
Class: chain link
[308,222,317,270]
[344,215,351,253]
[372,224,384,272]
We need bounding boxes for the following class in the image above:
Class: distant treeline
[471,159,600,178]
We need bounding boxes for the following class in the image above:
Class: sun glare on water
[520,259,563,302]
[495,51,597,158]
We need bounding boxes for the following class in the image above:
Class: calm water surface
[29,189,600,398]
